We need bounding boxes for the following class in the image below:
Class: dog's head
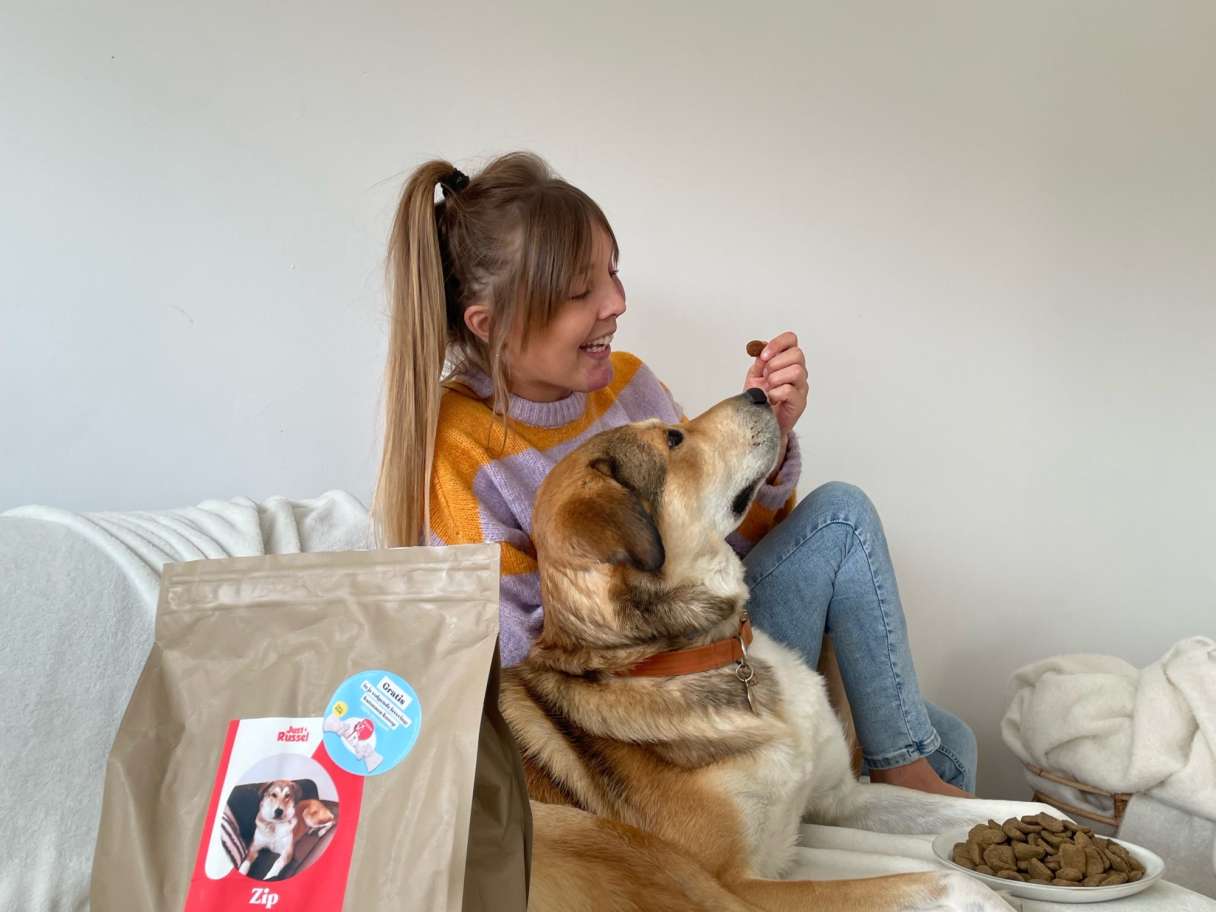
[257,779,301,823]
[531,389,780,663]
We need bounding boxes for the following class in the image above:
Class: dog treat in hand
[950,812,1146,888]
[746,339,765,358]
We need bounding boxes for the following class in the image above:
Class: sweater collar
[450,364,588,429]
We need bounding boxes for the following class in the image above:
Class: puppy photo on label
[239,779,304,881]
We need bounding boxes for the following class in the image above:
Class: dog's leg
[238,847,258,876]
[262,846,292,880]
[731,871,1015,912]
[809,779,1060,835]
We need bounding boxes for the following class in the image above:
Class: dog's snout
[273,808,283,819]
[743,387,768,406]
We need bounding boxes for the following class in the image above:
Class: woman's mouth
[579,332,613,358]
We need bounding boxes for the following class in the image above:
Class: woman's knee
[802,481,881,530]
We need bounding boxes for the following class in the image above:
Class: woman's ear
[463,303,492,343]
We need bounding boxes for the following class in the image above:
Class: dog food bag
[90,543,530,912]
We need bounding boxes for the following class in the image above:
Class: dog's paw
[919,871,1017,912]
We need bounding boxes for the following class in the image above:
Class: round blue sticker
[321,670,421,776]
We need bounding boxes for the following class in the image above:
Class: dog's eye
[666,429,684,449]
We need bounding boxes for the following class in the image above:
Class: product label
[183,718,364,911]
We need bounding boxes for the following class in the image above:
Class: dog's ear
[258,781,274,799]
[564,455,664,573]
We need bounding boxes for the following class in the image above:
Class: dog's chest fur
[710,630,843,879]
[253,815,294,854]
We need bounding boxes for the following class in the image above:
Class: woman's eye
[571,288,591,300]
[666,429,684,449]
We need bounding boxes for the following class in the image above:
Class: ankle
[869,758,973,798]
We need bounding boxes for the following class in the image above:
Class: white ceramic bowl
[930,827,1165,904]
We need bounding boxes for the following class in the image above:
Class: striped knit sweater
[428,351,801,666]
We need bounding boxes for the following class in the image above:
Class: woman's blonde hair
[373,151,618,547]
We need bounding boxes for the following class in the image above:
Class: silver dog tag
[736,660,756,713]
[736,623,756,713]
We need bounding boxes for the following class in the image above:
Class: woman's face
[505,225,626,402]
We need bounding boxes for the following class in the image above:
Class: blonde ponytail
[372,161,452,547]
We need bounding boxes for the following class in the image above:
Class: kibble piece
[1083,874,1106,886]
[1107,842,1132,862]
[952,843,976,869]
[1027,857,1053,881]
[1057,867,1084,882]
[1107,852,1130,874]
[1059,843,1086,871]
[1045,856,1061,871]
[969,824,1007,847]
[1084,847,1106,877]
[976,865,995,876]
[1014,841,1045,860]
[1102,872,1129,886]
[1034,812,1066,833]
[1003,820,1028,842]
[1128,870,1143,882]
[983,844,1017,872]
[1017,860,1030,872]
[746,340,765,358]
[1040,831,1066,848]
[1053,878,1078,885]
[997,870,1025,881]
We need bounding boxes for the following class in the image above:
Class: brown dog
[239,780,300,879]
[502,390,1054,911]
[238,780,334,880]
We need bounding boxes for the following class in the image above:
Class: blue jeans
[743,481,977,793]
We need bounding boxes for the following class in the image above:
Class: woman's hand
[743,332,808,475]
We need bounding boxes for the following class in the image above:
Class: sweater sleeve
[427,428,544,668]
[656,371,801,559]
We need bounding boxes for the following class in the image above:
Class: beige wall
[2,1,1213,799]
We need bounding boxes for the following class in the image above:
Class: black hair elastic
[440,168,470,197]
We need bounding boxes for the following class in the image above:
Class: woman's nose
[602,284,626,319]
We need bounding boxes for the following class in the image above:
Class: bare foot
[869,757,973,798]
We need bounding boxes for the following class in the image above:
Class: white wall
[2,1,1213,800]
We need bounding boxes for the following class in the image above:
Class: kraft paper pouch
[90,543,530,912]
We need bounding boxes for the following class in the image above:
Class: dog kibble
[1013,842,1045,861]
[984,844,1017,871]
[1084,847,1106,877]
[746,340,765,358]
[951,812,1146,889]
[1027,858,1052,881]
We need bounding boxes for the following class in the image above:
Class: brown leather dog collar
[618,616,754,678]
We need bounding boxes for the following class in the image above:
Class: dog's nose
[743,387,768,406]
[274,808,283,819]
